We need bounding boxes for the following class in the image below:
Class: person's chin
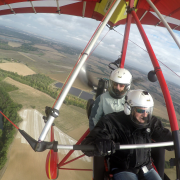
[139,119,145,123]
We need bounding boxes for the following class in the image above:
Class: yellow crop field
[8,41,22,47]
[0,62,36,76]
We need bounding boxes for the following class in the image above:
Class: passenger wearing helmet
[89,68,132,130]
[82,90,173,180]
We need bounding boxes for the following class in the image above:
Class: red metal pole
[61,154,85,167]
[120,0,134,68]
[50,126,54,142]
[131,10,179,132]
[59,168,92,171]
[132,10,180,179]
[58,128,90,167]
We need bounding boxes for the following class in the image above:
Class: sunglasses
[113,82,126,87]
[136,108,149,114]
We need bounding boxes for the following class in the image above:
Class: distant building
[0,109,4,130]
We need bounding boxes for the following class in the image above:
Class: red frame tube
[61,154,85,167]
[131,10,179,131]
[58,168,92,171]
[58,129,90,167]
[120,0,134,68]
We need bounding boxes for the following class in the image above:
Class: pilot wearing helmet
[83,90,173,180]
[89,68,132,131]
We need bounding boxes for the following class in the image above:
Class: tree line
[0,40,38,52]
[0,69,87,170]
[0,69,87,109]
[0,82,22,170]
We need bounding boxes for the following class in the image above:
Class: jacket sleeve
[89,95,104,127]
[151,117,173,151]
[82,116,113,156]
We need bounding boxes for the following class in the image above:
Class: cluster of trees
[165,161,173,169]
[0,27,45,45]
[54,44,81,55]
[0,82,22,170]
[0,81,18,92]
[64,95,86,109]
[0,58,20,63]
[0,41,38,52]
[0,69,87,110]
[0,69,54,95]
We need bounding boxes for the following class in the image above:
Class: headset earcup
[124,103,131,115]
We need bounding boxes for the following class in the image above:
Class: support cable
[146,0,180,49]
[112,28,180,79]
[0,111,19,129]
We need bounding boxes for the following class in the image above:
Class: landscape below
[0,25,178,180]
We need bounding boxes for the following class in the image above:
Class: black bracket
[81,52,88,56]
[106,24,114,30]
[43,106,59,125]
[169,158,176,167]
[126,6,135,14]
[19,129,58,152]
[154,66,161,73]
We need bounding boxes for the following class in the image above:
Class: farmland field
[0,27,179,180]
[1,77,176,180]
[1,110,92,180]
[0,62,36,76]
[8,41,22,47]
[1,78,92,180]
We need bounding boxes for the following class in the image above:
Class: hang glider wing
[0,0,180,30]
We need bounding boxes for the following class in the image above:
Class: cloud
[0,13,179,85]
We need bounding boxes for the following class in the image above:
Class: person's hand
[94,139,116,156]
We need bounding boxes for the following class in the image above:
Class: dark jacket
[82,111,173,171]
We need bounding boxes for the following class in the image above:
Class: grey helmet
[109,68,132,99]
[124,90,154,128]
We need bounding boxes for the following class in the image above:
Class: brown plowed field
[0,62,36,76]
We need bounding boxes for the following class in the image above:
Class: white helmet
[109,68,132,99]
[124,90,154,128]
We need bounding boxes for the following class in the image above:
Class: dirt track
[1,109,92,180]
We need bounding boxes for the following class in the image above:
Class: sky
[0,13,179,86]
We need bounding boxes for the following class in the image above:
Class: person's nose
[142,112,148,117]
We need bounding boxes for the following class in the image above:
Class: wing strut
[82,1,86,17]
[146,0,180,49]
[173,24,180,30]
[7,4,15,15]
[139,10,148,21]
[156,7,180,26]
[56,0,60,15]
[38,0,122,142]
[29,1,36,14]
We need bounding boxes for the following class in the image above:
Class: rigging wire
[0,111,19,129]
[113,28,180,79]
